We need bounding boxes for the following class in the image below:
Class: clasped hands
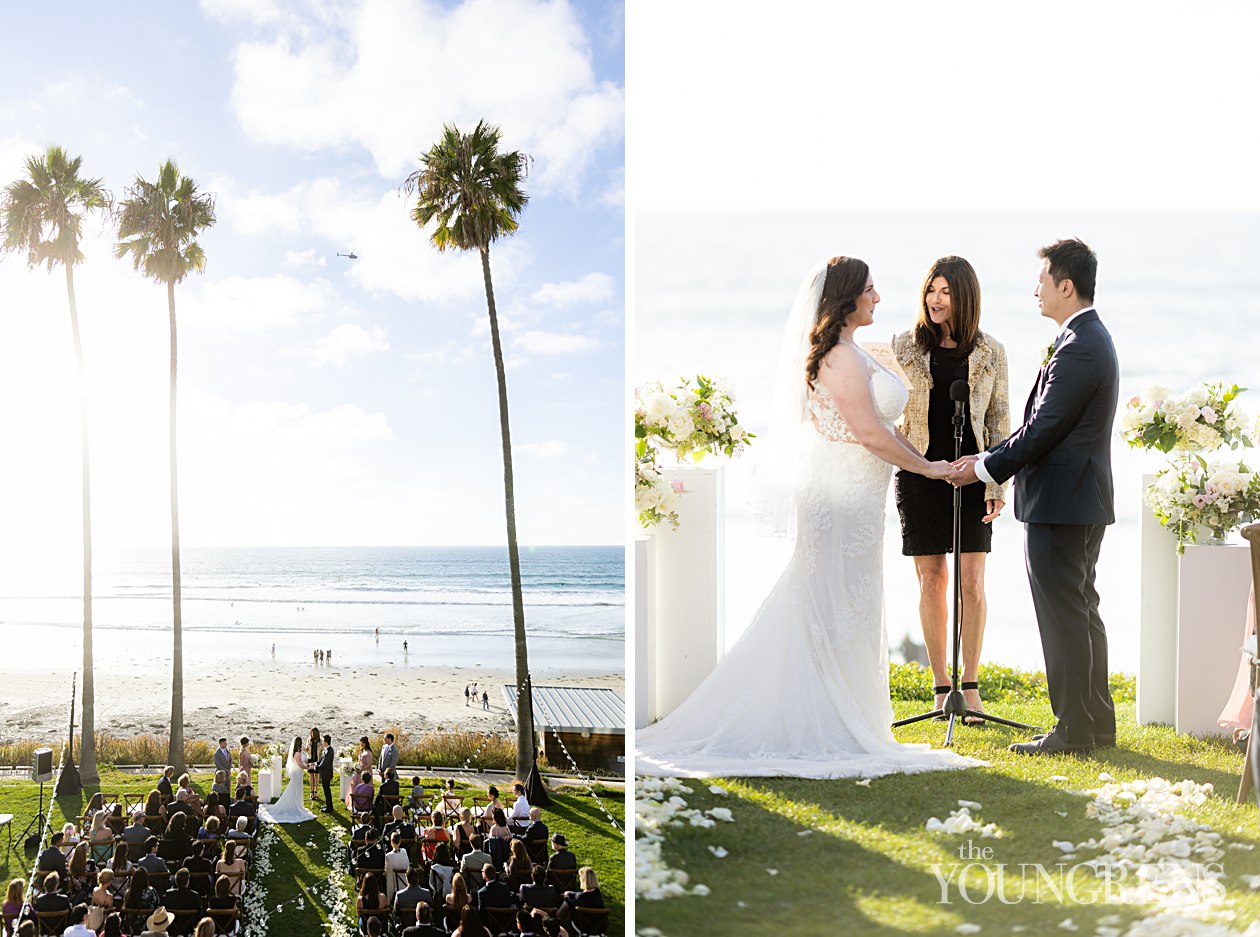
[925,455,1004,522]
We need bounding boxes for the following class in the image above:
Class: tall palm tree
[1,146,110,784]
[115,159,216,774]
[403,121,538,783]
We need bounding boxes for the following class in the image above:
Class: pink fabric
[1218,584,1258,731]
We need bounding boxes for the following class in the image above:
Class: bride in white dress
[636,257,987,778]
[258,737,316,824]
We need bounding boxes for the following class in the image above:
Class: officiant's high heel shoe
[932,685,950,721]
[961,681,985,726]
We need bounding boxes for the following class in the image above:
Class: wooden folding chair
[547,868,578,892]
[35,910,69,935]
[206,906,239,935]
[170,907,203,937]
[481,905,518,936]
[570,906,610,936]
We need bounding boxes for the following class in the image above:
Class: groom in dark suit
[314,734,336,811]
[950,238,1118,755]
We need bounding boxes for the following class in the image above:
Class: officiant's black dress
[894,344,992,555]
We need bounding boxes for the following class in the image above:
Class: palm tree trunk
[167,280,185,773]
[479,247,535,781]
[66,266,98,785]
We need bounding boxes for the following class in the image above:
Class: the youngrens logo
[932,840,1227,905]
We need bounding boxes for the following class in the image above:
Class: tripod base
[892,689,1040,748]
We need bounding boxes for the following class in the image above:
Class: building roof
[501,685,625,735]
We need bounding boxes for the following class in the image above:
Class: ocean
[0,545,624,674]
[636,211,1260,673]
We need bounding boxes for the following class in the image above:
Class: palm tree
[1,146,110,784]
[115,159,216,774]
[403,121,538,783]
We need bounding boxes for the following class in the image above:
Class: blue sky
[0,0,624,560]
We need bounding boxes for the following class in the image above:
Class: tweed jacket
[891,329,1010,503]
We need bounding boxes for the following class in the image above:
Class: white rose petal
[707,845,729,859]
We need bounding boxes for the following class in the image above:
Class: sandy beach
[0,658,625,747]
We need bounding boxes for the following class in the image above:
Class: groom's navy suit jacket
[316,744,335,782]
[983,309,1118,525]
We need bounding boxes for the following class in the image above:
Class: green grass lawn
[636,701,1260,936]
[0,769,624,934]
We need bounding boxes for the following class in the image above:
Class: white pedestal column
[1138,473,1179,725]
[634,535,656,729]
[652,466,725,720]
[1175,542,1252,736]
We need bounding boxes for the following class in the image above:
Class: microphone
[950,380,969,417]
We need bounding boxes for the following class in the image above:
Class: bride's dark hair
[291,736,302,755]
[805,256,870,384]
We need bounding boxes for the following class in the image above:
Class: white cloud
[283,248,327,269]
[226,0,623,193]
[531,272,614,306]
[181,274,332,333]
[514,330,598,354]
[300,322,389,367]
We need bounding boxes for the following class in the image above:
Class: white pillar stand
[1138,473,1179,725]
[651,466,725,721]
[1175,542,1252,736]
[634,535,656,729]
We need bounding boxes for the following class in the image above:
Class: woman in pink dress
[1218,586,1258,738]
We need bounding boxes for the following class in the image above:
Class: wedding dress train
[258,752,316,824]
[636,344,986,778]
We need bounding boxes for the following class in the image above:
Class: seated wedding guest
[137,838,168,877]
[508,784,530,827]
[206,878,235,917]
[452,906,492,937]
[99,912,124,937]
[214,843,246,898]
[429,844,456,905]
[518,865,558,912]
[356,874,387,932]
[381,805,414,848]
[556,867,602,928]
[202,793,225,826]
[513,911,537,937]
[192,917,215,937]
[177,777,204,819]
[162,869,201,933]
[59,823,81,856]
[479,786,503,824]
[157,767,176,801]
[64,841,93,902]
[87,810,115,862]
[444,873,471,925]
[347,814,374,871]
[106,846,132,901]
[351,771,375,815]
[60,903,96,937]
[162,814,192,868]
[392,868,432,921]
[517,808,548,849]
[233,770,252,803]
[546,835,576,874]
[141,906,174,937]
[356,830,386,883]
[488,808,513,842]
[122,867,159,930]
[420,813,450,863]
[210,770,230,805]
[3,878,25,936]
[33,872,72,915]
[435,779,460,820]
[122,810,149,846]
[183,844,215,901]
[91,868,116,910]
[197,816,221,845]
[460,835,492,884]
[143,792,167,835]
[506,840,532,886]
[400,903,445,937]
[226,793,255,827]
[407,777,427,816]
[476,865,513,914]
[166,790,193,823]
[225,817,252,855]
[384,832,410,905]
[374,768,400,823]
[453,809,477,857]
[39,832,69,876]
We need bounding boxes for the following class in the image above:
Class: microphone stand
[892,380,1037,746]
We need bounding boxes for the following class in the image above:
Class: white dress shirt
[974,307,1094,486]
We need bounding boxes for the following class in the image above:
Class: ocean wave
[1,620,625,639]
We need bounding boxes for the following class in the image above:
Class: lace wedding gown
[258,753,316,824]
[636,344,986,778]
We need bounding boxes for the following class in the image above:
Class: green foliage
[888,661,1135,704]
[114,159,216,285]
[0,145,110,270]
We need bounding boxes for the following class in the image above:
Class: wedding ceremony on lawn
[0,2,625,936]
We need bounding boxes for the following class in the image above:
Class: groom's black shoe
[1009,732,1092,756]
[1031,731,1116,749]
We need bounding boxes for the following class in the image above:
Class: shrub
[888,662,1136,704]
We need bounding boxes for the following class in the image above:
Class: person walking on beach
[327,648,332,664]
[464,685,471,707]
[482,690,489,711]
[403,640,409,654]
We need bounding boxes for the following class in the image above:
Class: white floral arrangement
[635,375,753,530]
[1121,381,1252,453]
[338,758,356,780]
[1145,455,1260,552]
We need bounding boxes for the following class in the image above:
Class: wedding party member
[237,738,252,784]
[213,739,232,779]
[637,259,987,779]
[379,734,400,779]
[892,256,1010,722]
[951,238,1118,755]
[357,737,374,780]
[313,734,336,812]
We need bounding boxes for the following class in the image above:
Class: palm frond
[0,145,110,271]
[114,159,216,286]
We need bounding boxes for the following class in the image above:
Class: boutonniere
[1040,341,1055,368]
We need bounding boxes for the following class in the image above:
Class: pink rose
[698,402,713,420]
[671,479,686,494]
[1129,396,1141,407]
[1201,406,1218,424]
[1193,494,1209,509]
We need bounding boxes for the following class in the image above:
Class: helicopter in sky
[336,249,358,260]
